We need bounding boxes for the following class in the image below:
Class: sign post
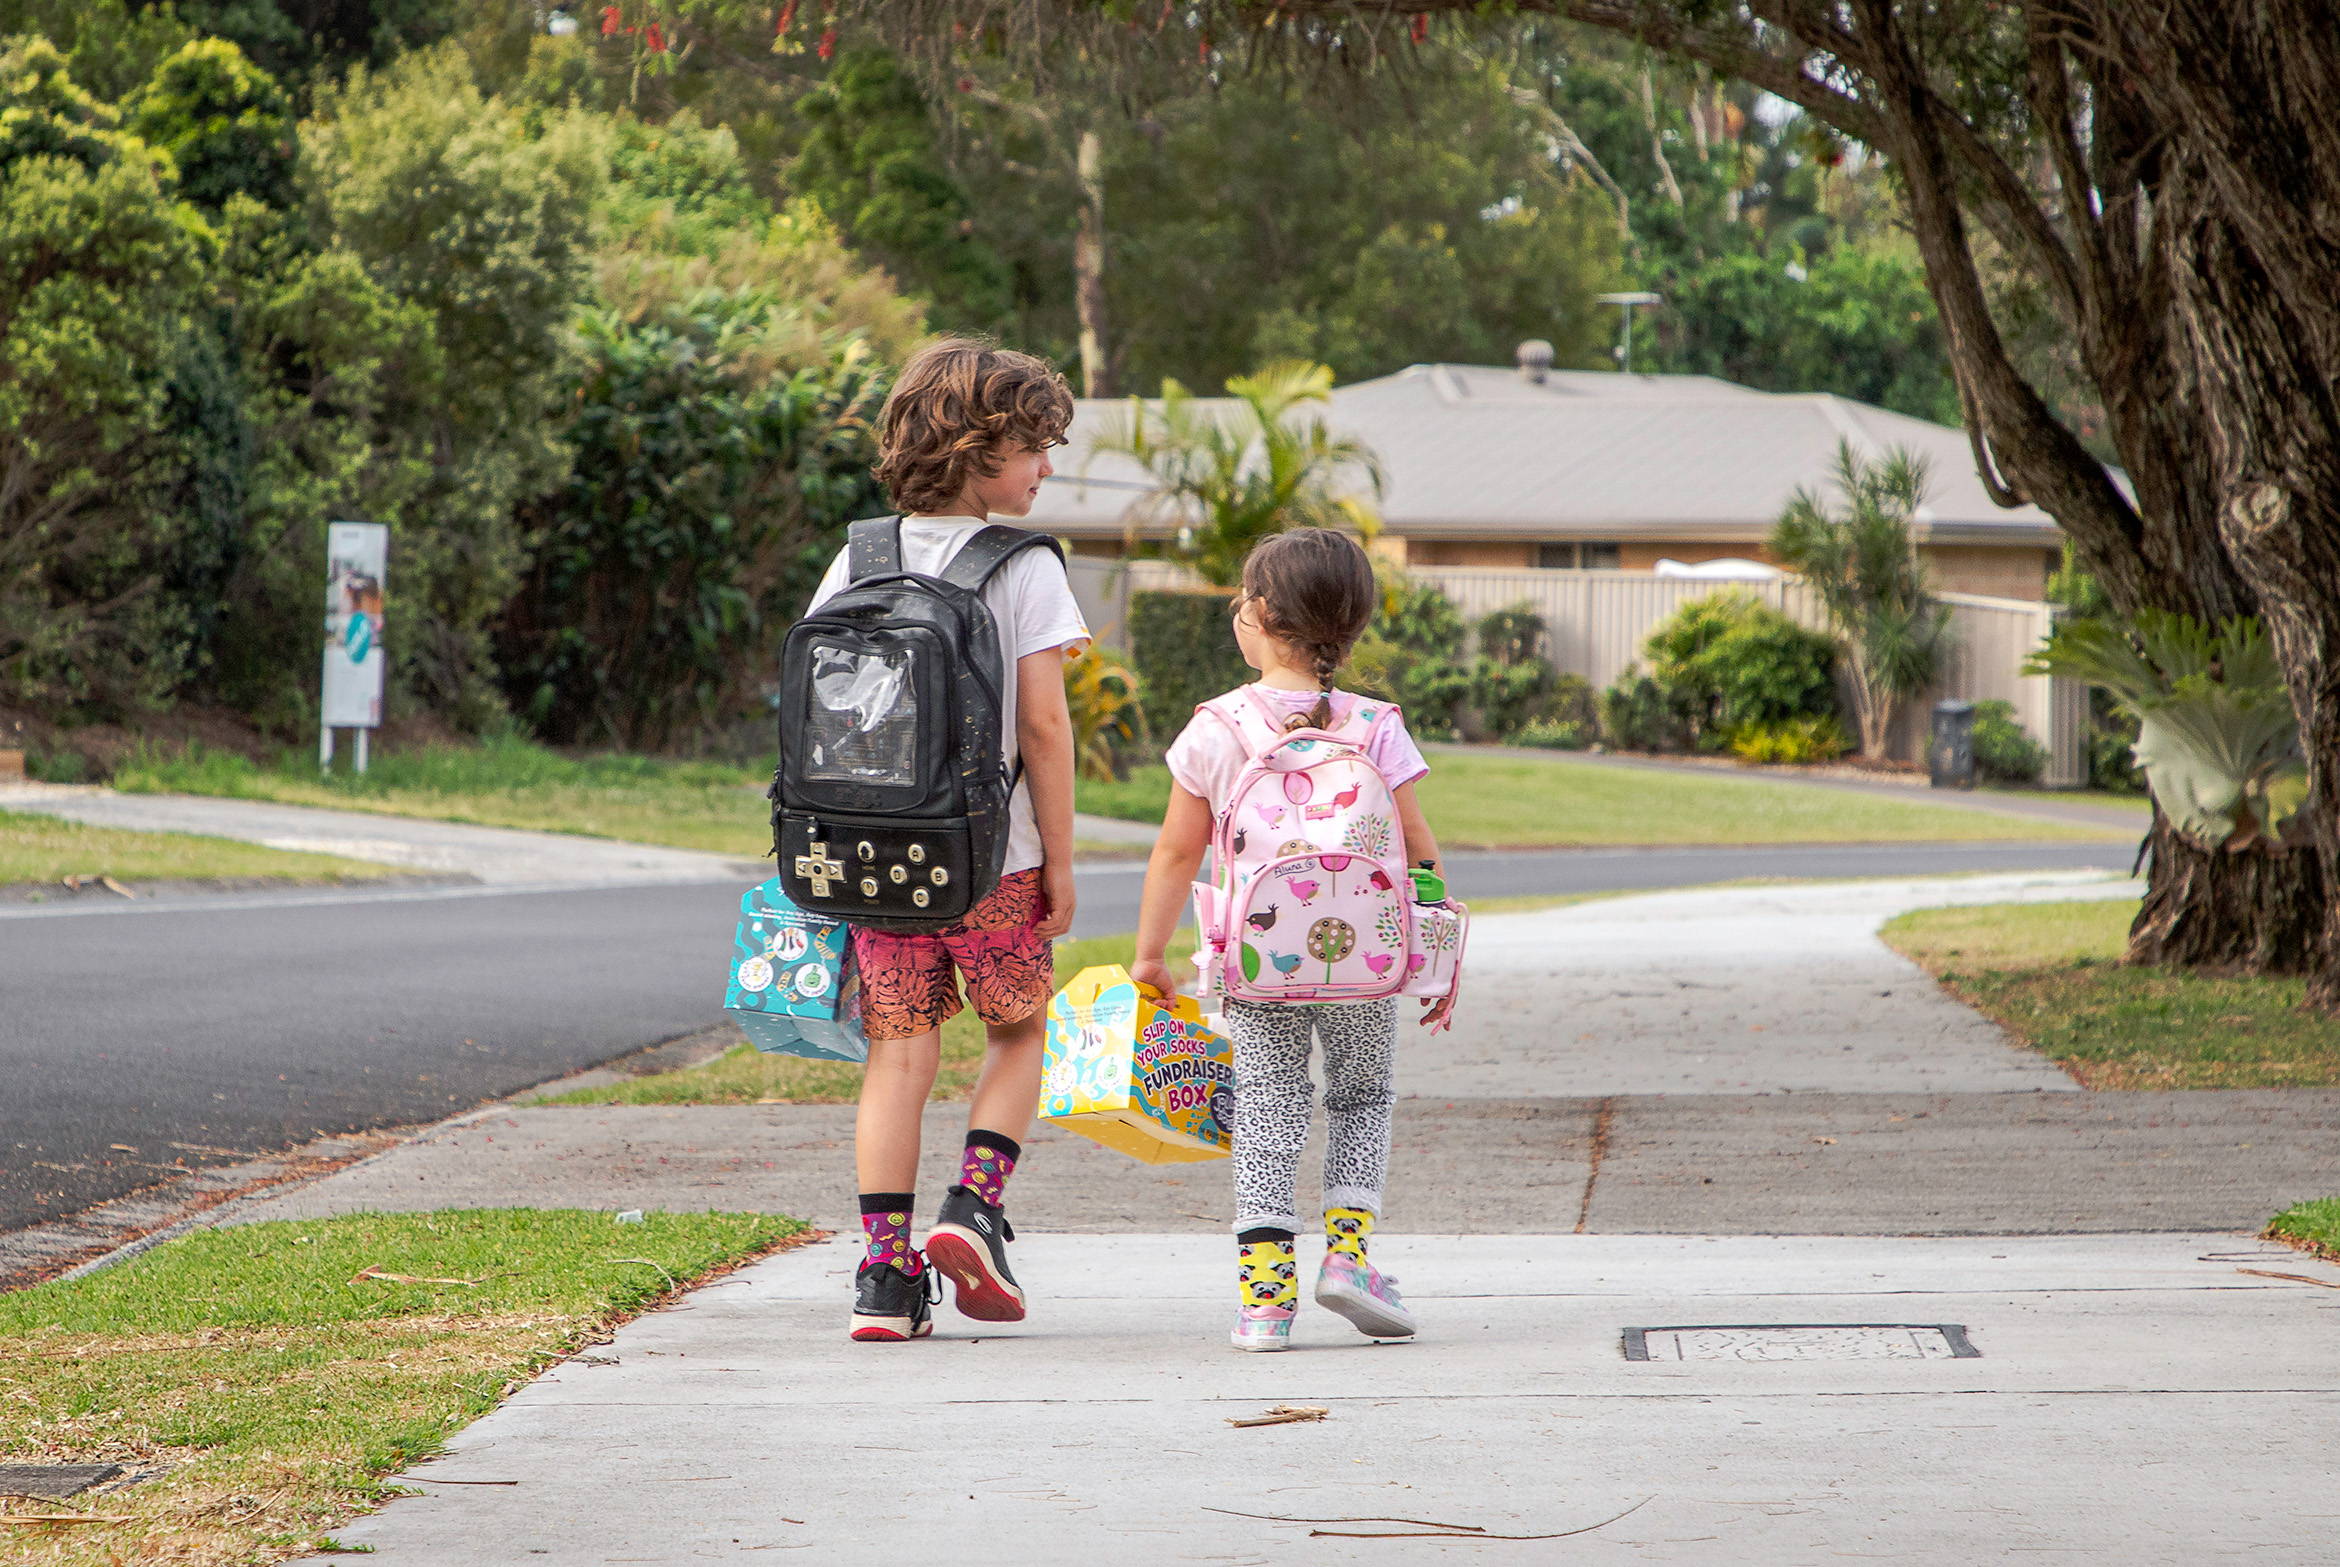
[320,521,388,774]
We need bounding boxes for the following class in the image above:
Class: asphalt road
[0,839,2130,1234]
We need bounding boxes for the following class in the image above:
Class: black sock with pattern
[858,1192,922,1277]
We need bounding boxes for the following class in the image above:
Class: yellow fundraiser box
[1041,965,1234,1165]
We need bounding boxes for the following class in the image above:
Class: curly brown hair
[1238,528,1380,731]
[873,338,1074,515]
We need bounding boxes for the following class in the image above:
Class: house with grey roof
[1029,348,2066,602]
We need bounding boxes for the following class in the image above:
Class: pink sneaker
[1315,1253,1416,1338]
[1230,1303,1295,1351]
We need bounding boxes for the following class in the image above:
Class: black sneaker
[925,1185,1025,1322]
[849,1257,939,1343]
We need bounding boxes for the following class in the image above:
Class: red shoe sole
[849,1320,931,1342]
[925,1230,1026,1322]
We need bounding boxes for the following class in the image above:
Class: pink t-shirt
[1164,684,1429,816]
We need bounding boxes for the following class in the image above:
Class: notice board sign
[321,521,388,728]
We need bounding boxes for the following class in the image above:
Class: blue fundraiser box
[723,878,867,1063]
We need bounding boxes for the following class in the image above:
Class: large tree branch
[1847,0,2154,602]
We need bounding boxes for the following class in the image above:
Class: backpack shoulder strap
[846,516,903,582]
[1203,690,1285,762]
[940,525,1064,592]
[1331,695,1400,749]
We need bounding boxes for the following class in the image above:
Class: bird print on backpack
[1245,903,1280,935]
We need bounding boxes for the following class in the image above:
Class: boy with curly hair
[803,337,1089,1343]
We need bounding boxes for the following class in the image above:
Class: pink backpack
[1188,688,1466,1007]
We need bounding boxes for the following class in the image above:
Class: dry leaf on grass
[350,1266,510,1288]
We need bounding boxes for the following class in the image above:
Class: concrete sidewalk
[225,1091,2340,1236]
[289,1232,2340,1564]
[156,871,2340,1561]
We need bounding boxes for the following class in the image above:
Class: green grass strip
[1078,755,2128,848]
[0,809,393,889]
[1882,898,2340,1088]
[0,1210,803,1564]
[2266,1197,2340,1262]
[116,737,766,858]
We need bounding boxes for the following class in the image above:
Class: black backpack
[770,516,1065,932]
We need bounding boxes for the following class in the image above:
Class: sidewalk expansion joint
[1576,1096,1617,1234]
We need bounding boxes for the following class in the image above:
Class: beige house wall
[1397,539,1538,568]
[1065,532,2054,600]
[1616,541,1776,572]
[1922,544,2053,601]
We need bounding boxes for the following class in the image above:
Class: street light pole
[1596,291,1663,375]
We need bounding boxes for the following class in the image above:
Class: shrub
[1349,579,1471,738]
[1064,642,1147,782]
[1599,666,1699,752]
[1727,714,1851,765]
[1513,717,1593,750]
[1970,698,2047,784]
[1464,601,1569,740]
[1640,591,1839,747]
[2085,691,2145,793]
[1129,589,1249,727]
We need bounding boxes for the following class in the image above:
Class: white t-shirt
[806,518,1090,876]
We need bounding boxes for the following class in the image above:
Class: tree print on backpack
[1340,812,1394,860]
[1307,916,1356,984]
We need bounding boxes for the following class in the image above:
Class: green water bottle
[1408,862,1446,904]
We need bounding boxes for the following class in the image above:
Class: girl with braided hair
[1129,527,1451,1351]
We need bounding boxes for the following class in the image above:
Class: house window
[1538,541,1622,569]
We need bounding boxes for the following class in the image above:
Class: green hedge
[1130,589,1250,729]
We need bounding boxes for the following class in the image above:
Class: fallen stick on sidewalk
[1225,1405,1328,1428]
[1311,1497,1653,1541]
[1205,1508,1482,1531]
[2,1514,131,1526]
[2237,1267,2340,1289]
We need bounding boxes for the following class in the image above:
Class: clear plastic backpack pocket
[804,639,919,786]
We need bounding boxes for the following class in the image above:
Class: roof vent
[1515,339,1555,384]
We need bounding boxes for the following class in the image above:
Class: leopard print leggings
[1222,998,1397,1235]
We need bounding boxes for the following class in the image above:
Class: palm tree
[1088,360,1382,587]
[2027,611,2304,850]
[1769,442,1950,761]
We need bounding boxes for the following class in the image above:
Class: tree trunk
[2119,4,2340,1007]
[2131,812,2327,974]
[1073,127,1113,398]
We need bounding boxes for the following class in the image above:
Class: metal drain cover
[0,1463,127,1499]
[1623,1323,1979,1362]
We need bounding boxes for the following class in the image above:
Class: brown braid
[875,338,1072,514]
[1238,529,1379,732]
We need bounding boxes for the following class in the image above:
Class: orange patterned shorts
[850,869,1054,1042]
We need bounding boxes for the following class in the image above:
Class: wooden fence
[1062,556,2085,786]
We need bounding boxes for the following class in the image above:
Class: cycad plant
[1769,443,1950,761]
[1061,642,1147,783]
[1089,360,1383,586]
[2026,611,2304,850]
